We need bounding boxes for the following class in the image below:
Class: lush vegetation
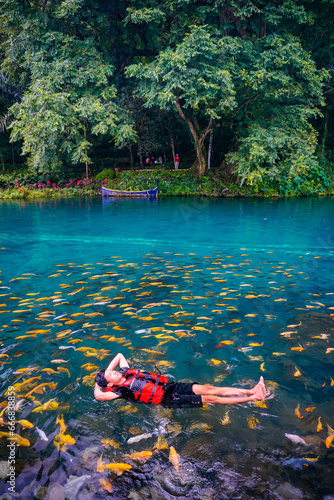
[1,168,333,199]
[0,0,334,196]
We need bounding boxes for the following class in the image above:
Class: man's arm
[94,383,120,402]
[105,353,129,371]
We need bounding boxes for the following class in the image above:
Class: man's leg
[200,381,266,405]
[193,377,265,397]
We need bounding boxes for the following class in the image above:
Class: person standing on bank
[94,353,267,408]
[174,154,180,170]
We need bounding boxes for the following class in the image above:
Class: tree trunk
[84,129,89,178]
[174,99,212,177]
[129,145,134,168]
[170,136,175,167]
[208,129,213,169]
[196,142,207,177]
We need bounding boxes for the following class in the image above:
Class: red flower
[70,179,73,184]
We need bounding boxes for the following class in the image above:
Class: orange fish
[169,446,180,470]
[125,451,152,463]
[97,456,132,475]
[99,478,113,493]
[325,424,334,448]
[295,404,303,419]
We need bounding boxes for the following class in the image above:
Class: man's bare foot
[251,377,266,401]
[248,376,265,396]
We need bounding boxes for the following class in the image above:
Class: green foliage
[227,111,321,187]
[0,0,333,192]
[95,169,116,181]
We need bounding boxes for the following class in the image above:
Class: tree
[1,0,135,176]
[127,27,237,176]
[9,34,134,176]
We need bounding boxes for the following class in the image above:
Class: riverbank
[1,169,333,199]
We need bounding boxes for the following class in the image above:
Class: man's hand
[94,383,120,401]
[105,353,129,372]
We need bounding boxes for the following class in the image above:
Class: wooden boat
[101,181,158,198]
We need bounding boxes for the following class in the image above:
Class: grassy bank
[1,169,333,199]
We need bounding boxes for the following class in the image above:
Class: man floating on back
[94,353,267,408]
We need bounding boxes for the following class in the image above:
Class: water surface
[0,197,333,499]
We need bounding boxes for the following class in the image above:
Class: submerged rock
[47,482,65,500]
[275,482,304,499]
[63,474,91,499]
[0,461,10,479]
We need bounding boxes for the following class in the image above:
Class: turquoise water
[0,196,333,499]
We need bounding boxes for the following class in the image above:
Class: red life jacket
[104,369,169,404]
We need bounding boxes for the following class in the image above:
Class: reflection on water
[0,197,333,499]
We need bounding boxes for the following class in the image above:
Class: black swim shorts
[162,382,203,408]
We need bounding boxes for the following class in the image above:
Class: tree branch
[174,99,199,144]
[233,92,261,118]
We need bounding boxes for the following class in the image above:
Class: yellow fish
[53,433,76,451]
[174,331,194,338]
[152,436,169,450]
[125,451,152,463]
[325,424,334,448]
[294,368,302,377]
[16,419,34,429]
[101,439,119,448]
[57,367,70,377]
[210,358,224,366]
[14,367,38,373]
[291,345,304,352]
[117,405,138,414]
[317,417,323,432]
[140,349,165,356]
[0,432,30,446]
[33,398,60,412]
[221,411,230,426]
[82,373,97,386]
[25,382,57,397]
[169,446,180,470]
[6,376,42,394]
[247,416,260,429]
[41,368,59,375]
[81,363,100,371]
[56,414,67,433]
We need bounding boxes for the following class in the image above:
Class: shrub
[96,169,116,181]
[18,186,28,197]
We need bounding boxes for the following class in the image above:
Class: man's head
[95,368,123,387]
